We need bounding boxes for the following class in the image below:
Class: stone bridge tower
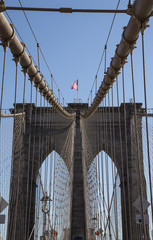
[7,103,148,240]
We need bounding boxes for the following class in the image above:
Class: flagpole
[77,79,79,103]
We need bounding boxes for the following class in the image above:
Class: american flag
[71,80,78,91]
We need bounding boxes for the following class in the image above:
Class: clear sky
[1,0,153,110]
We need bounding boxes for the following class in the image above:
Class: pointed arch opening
[86,150,122,240]
[34,150,71,240]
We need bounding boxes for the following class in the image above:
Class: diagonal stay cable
[5,11,37,66]
[6,9,64,102]
[0,11,75,118]
[96,0,121,76]
[83,0,153,118]
[17,0,65,101]
[87,0,121,102]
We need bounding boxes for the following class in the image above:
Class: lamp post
[41,192,52,240]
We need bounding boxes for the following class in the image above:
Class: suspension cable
[83,0,153,119]
[0,44,7,118]
[12,57,19,240]
[130,47,147,240]
[141,23,153,228]
[121,65,132,240]
[0,12,74,119]
[111,87,119,239]
[116,76,129,239]
[87,0,121,102]
[17,0,65,101]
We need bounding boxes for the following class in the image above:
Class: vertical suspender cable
[27,79,34,238]
[37,42,40,71]
[24,78,33,240]
[0,45,7,117]
[108,91,117,239]
[130,49,147,239]
[40,96,47,236]
[14,59,19,114]
[98,126,103,237]
[28,81,38,240]
[51,74,53,92]
[58,89,60,104]
[104,45,107,74]
[128,0,132,7]
[103,99,108,237]
[95,75,97,94]
[12,58,20,239]
[22,70,26,115]
[99,105,104,236]
[141,25,153,228]
[101,102,107,238]
[116,76,128,240]
[121,65,132,240]
[0,45,7,216]
[28,86,38,239]
[111,87,119,239]
[96,108,102,235]
[104,97,112,239]
[51,153,56,231]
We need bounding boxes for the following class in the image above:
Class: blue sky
[1,0,153,109]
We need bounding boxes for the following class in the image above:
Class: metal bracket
[29,71,38,83]
[0,1,6,12]
[60,8,73,13]
[0,40,8,51]
[126,4,133,16]
[141,21,150,35]
[0,25,15,51]
[1,24,15,48]
[34,73,43,88]
[13,42,26,62]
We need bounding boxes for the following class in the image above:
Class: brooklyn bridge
[0,0,153,239]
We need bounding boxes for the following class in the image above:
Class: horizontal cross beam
[5,6,127,14]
